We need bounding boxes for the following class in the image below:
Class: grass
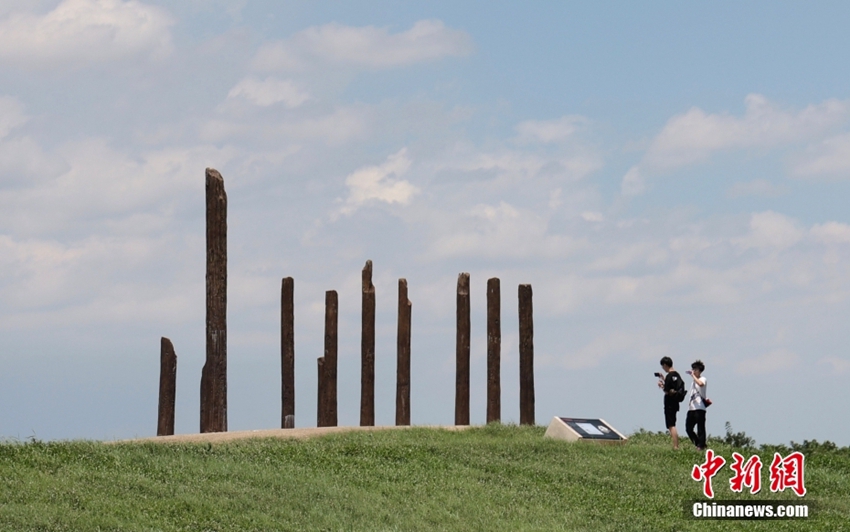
[0,425,848,531]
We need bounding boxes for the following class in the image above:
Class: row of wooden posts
[156,169,535,436]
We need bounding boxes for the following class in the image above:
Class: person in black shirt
[657,356,682,450]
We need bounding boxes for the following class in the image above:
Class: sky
[1,0,850,446]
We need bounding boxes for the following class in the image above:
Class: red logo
[691,449,726,498]
[692,450,807,498]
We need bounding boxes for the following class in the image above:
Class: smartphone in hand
[654,372,662,378]
[686,370,693,375]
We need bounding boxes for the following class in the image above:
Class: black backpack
[674,373,687,403]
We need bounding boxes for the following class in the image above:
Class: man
[685,360,708,451]
[657,356,682,450]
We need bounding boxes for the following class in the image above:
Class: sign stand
[544,416,627,444]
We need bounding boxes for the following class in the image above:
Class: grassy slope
[0,425,847,531]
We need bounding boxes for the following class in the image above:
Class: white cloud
[792,132,850,178]
[428,201,583,260]
[587,242,669,271]
[621,94,848,194]
[0,0,174,66]
[0,95,27,138]
[0,136,67,187]
[620,167,645,195]
[0,233,201,329]
[251,19,472,71]
[515,116,583,143]
[555,331,670,370]
[736,349,799,374]
[0,139,235,234]
[818,356,850,374]
[811,222,850,245]
[226,77,311,108]
[726,179,788,198]
[736,211,803,250]
[339,148,418,215]
[450,150,601,184]
[580,211,604,222]
[200,106,369,145]
[647,94,846,170]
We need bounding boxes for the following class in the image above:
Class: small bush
[722,421,756,449]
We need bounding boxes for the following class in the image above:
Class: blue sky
[1,0,849,446]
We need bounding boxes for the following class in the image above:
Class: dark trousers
[686,409,706,449]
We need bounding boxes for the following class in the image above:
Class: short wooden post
[281,277,295,428]
[396,279,412,426]
[201,167,227,433]
[324,290,338,427]
[519,284,535,426]
[487,278,501,424]
[157,337,177,436]
[317,356,326,426]
[455,272,470,426]
[360,261,375,426]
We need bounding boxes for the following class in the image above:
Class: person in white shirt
[685,360,707,450]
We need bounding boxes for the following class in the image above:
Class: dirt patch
[111,425,473,444]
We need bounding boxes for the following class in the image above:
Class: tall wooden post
[519,284,535,426]
[157,337,177,436]
[487,278,501,424]
[360,261,375,426]
[281,277,295,428]
[455,272,470,426]
[201,167,227,433]
[324,290,338,427]
[396,279,412,426]
[317,356,326,426]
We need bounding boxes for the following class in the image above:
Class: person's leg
[665,408,679,450]
[669,426,679,450]
[696,410,706,449]
[686,410,698,446]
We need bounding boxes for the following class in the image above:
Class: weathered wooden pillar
[317,356,326,426]
[281,277,295,428]
[455,272,470,426]
[157,337,177,436]
[360,261,375,426]
[518,284,535,426]
[201,167,227,433]
[324,290,338,427]
[396,279,412,426]
[487,278,501,424]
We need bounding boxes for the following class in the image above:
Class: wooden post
[317,356,326,426]
[281,277,295,428]
[201,168,227,433]
[157,337,177,436]
[455,272,470,426]
[487,278,501,424]
[396,279,411,426]
[324,290,338,427]
[519,284,535,426]
[360,261,375,426]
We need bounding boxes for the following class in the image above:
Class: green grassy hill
[1,425,847,531]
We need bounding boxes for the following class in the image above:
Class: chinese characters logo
[692,450,806,498]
